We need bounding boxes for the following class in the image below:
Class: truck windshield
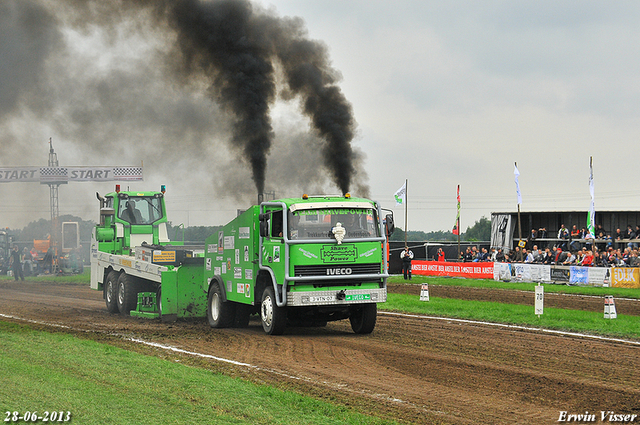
[288,207,379,239]
[118,196,163,225]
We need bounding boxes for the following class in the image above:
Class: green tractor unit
[90,185,205,322]
[90,187,393,335]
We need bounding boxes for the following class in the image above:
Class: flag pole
[458,185,460,262]
[457,185,461,261]
[515,162,522,262]
[404,179,408,247]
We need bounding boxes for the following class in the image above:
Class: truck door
[261,208,285,281]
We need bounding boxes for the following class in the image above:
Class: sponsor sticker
[321,244,357,263]
[239,227,250,239]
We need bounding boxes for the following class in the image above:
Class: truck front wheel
[207,281,235,328]
[104,271,120,313]
[261,287,286,335]
[349,303,377,334]
[116,273,139,316]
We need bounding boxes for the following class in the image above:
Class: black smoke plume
[149,0,358,194]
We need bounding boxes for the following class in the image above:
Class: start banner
[0,166,143,183]
[412,260,494,279]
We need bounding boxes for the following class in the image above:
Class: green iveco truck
[90,187,393,335]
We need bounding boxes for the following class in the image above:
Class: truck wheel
[261,287,286,335]
[349,303,377,334]
[207,281,235,328]
[116,273,139,316]
[104,271,120,313]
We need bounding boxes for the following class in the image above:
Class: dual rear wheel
[104,271,140,316]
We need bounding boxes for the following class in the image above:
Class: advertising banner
[611,267,640,288]
[493,263,551,283]
[412,261,494,279]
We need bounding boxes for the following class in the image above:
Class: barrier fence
[410,260,640,288]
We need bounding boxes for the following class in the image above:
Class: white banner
[0,166,143,183]
[493,263,551,283]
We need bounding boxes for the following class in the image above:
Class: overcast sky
[1,0,639,235]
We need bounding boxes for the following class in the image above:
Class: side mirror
[259,213,269,237]
[385,214,395,237]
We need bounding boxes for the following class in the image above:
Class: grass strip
[382,293,640,340]
[388,275,640,299]
[0,321,395,425]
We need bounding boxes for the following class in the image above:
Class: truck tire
[261,287,286,335]
[349,303,377,334]
[104,271,120,313]
[116,273,139,316]
[207,281,235,328]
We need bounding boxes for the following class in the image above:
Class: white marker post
[604,296,617,319]
[419,283,429,301]
[535,283,544,318]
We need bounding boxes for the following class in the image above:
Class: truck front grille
[293,263,381,277]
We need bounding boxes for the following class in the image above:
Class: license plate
[346,294,371,301]
[309,295,335,303]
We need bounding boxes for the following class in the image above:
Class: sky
[1,0,640,235]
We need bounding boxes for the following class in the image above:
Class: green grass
[382,286,640,341]
[388,274,640,299]
[0,321,395,425]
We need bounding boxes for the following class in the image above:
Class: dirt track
[1,280,640,424]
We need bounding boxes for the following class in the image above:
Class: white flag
[394,181,406,206]
[514,164,522,205]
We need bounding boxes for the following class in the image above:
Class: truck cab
[205,193,392,335]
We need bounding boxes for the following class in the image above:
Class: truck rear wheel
[261,287,286,335]
[116,273,139,316]
[349,303,377,334]
[104,271,120,313]
[207,281,235,328]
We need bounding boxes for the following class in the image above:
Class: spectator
[531,245,541,262]
[537,227,547,249]
[495,248,505,262]
[542,248,553,264]
[22,247,34,275]
[437,248,445,262]
[400,246,414,280]
[614,228,624,241]
[513,246,522,262]
[580,250,594,266]
[9,245,25,281]
[626,225,638,249]
[570,225,581,251]
[527,229,537,249]
[464,247,473,262]
[558,224,569,250]
[524,249,534,263]
[562,251,576,265]
[584,230,594,250]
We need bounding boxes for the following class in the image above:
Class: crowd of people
[460,222,640,267]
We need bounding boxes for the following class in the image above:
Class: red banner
[412,260,494,279]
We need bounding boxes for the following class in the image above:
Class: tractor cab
[95,185,170,255]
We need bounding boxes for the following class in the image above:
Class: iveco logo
[327,267,353,275]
